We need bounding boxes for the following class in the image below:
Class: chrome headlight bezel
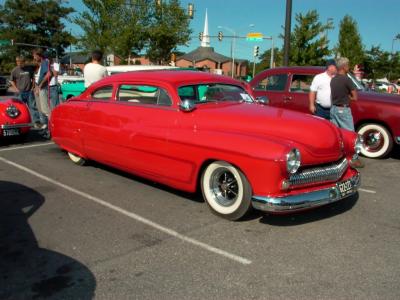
[6,105,20,118]
[354,135,363,155]
[286,148,301,174]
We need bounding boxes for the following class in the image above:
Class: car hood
[193,102,344,163]
[359,91,400,104]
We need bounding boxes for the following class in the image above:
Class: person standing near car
[330,57,364,168]
[10,56,40,126]
[48,57,60,109]
[33,48,52,129]
[84,50,107,88]
[308,59,337,120]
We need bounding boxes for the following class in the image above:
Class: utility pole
[283,0,292,66]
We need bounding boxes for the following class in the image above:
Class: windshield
[178,83,253,103]
[347,73,365,91]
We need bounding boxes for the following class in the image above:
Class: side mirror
[179,99,197,112]
[255,96,270,105]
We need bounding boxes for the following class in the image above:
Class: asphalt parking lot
[1,132,400,300]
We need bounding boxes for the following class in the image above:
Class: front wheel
[201,161,252,221]
[67,151,86,166]
[357,123,393,158]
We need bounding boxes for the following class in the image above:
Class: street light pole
[389,34,400,80]
[283,0,292,66]
[218,26,236,78]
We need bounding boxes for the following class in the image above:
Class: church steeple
[201,9,210,47]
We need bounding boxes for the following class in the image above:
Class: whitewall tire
[67,152,86,166]
[357,123,393,158]
[201,161,252,221]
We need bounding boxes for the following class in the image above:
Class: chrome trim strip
[252,173,360,212]
[288,158,348,187]
[1,123,33,129]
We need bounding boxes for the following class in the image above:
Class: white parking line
[0,156,252,265]
[0,142,53,152]
[359,188,377,194]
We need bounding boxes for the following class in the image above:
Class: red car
[50,71,360,220]
[0,98,32,138]
[250,66,400,158]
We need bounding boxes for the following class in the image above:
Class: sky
[31,0,400,61]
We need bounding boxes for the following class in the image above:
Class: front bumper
[252,173,360,213]
[1,123,33,129]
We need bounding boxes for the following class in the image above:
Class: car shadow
[389,144,400,160]
[259,193,359,226]
[89,160,205,204]
[0,129,49,147]
[84,158,358,224]
[0,181,96,299]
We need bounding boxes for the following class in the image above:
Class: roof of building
[177,47,231,63]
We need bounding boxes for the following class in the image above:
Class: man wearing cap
[308,59,337,120]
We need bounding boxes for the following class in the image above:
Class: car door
[283,73,314,113]
[113,82,178,178]
[252,73,289,108]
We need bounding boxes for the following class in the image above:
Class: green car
[61,79,85,100]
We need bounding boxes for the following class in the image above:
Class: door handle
[283,96,292,102]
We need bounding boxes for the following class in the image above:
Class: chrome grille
[289,158,348,187]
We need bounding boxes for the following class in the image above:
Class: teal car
[61,79,85,100]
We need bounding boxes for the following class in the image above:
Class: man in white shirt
[84,50,107,88]
[309,59,337,120]
[49,58,60,110]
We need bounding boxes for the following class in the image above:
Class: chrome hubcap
[363,130,383,152]
[210,168,239,207]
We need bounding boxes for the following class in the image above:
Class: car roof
[98,70,241,86]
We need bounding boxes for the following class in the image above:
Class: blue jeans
[19,91,40,123]
[330,105,355,131]
[49,85,60,110]
[315,104,331,120]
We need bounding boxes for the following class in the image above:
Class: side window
[91,85,113,100]
[255,74,288,91]
[117,84,172,106]
[290,74,314,93]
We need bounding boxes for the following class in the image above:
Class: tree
[146,0,192,64]
[288,10,332,66]
[75,0,192,65]
[363,45,400,80]
[75,0,149,59]
[255,47,282,73]
[0,0,75,71]
[336,15,364,66]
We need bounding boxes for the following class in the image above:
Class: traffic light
[199,32,203,41]
[253,46,260,57]
[218,31,223,41]
[188,3,194,19]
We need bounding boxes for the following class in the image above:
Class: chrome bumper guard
[252,173,360,212]
[1,123,33,129]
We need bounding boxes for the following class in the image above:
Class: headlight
[354,135,363,154]
[286,148,301,174]
[6,105,20,118]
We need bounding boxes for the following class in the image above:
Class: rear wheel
[357,123,393,158]
[201,161,252,221]
[67,152,86,166]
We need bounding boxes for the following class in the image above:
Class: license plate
[2,128,20,137]
[337,179,353,197]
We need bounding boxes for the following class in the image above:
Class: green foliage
[336,15,364,66]
[363,45,400,80]
[255,47,282,73]
[75,0,192,64]
[289,10,332,66]
[146,0,192,64]
[0,0,75,72]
